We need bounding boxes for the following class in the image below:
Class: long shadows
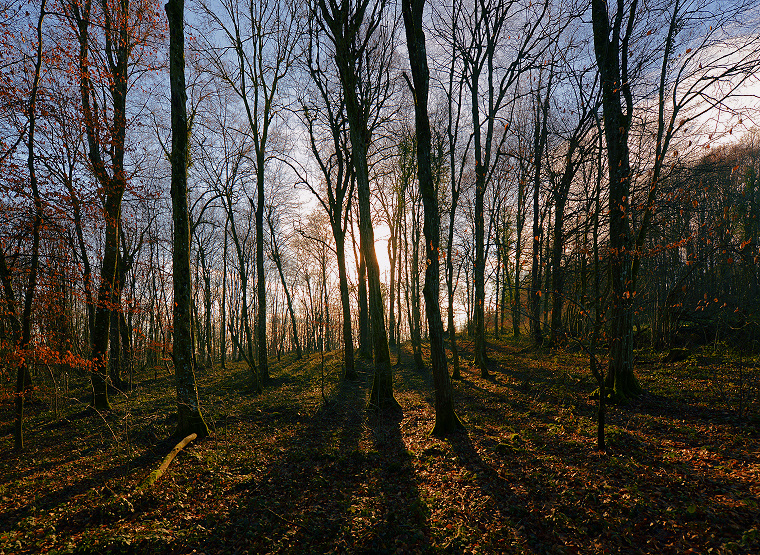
[362,408,431,553]
[195,360,429,553]
[199,372,367,553]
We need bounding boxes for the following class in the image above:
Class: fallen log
[137,433,197,491]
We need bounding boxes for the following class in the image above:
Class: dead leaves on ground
[0,341,758,554]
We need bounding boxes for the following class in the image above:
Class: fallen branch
[137,433,197,491]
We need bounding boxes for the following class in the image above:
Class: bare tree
[529,66,553,346]
[166,0,209,437]
[266,194,303,361]
[546,44,598,347]
[591,0,760,398]
[0,0,47,451]
[63,0,163,410]
[197,0,302,386]
[454,0,550,376]
[317,0,400,410]
[402,0,463,436]
[298,18,358,377]
[194,93,260,389]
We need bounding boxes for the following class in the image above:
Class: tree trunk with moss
[166,0,209,438]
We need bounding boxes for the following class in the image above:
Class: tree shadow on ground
[0,437,171,534]
[193,358,429,553]
[360,407,431,553]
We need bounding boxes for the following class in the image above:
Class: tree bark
[166,0,209,438]
[591,0,641,398]
[318,0,399,411]
[403,0,463,435]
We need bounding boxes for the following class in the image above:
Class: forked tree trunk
[318,0,398,411]
[72,0,131,412]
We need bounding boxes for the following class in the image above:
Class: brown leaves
[2,342,759,554]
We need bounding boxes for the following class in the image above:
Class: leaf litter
[0,337,758,554]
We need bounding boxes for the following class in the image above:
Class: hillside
[1,338,759,554]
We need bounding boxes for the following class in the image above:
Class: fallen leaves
[0,342,758,554]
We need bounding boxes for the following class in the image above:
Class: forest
[1,0,760,553]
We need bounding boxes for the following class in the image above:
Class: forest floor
[1,336,759,554]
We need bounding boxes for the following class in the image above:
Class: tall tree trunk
[268,217,303,360]
[550,195,567,346]
[198,246,213,366]
[410,194,425,370]
[166,0,209,438]
[530,76,551,346]
[109,308,123,389]
[10,0,47,450]
[513,178,524,337]
[65,176,95,344]
[501,248,509,335]
[550,134,584,346]
[445,142,461,379]
[591,0,641,398]
[470,69,488,375]
[318,0,398,411]
[321,254,330,351]
[388,233,397,347]
[221,217,228,369]
[473,176,488,375]
[403,0,463,435]
[543,210,551,330]
[109,247,129,391]
[71,0,130,412]
[256,156,269,383]
[0,251,27,452]
[227,202,258,388]
[91,196,121,411]
[494,233,501,339]
[119,312,133,389]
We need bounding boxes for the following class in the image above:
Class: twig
[266,508,306,529]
